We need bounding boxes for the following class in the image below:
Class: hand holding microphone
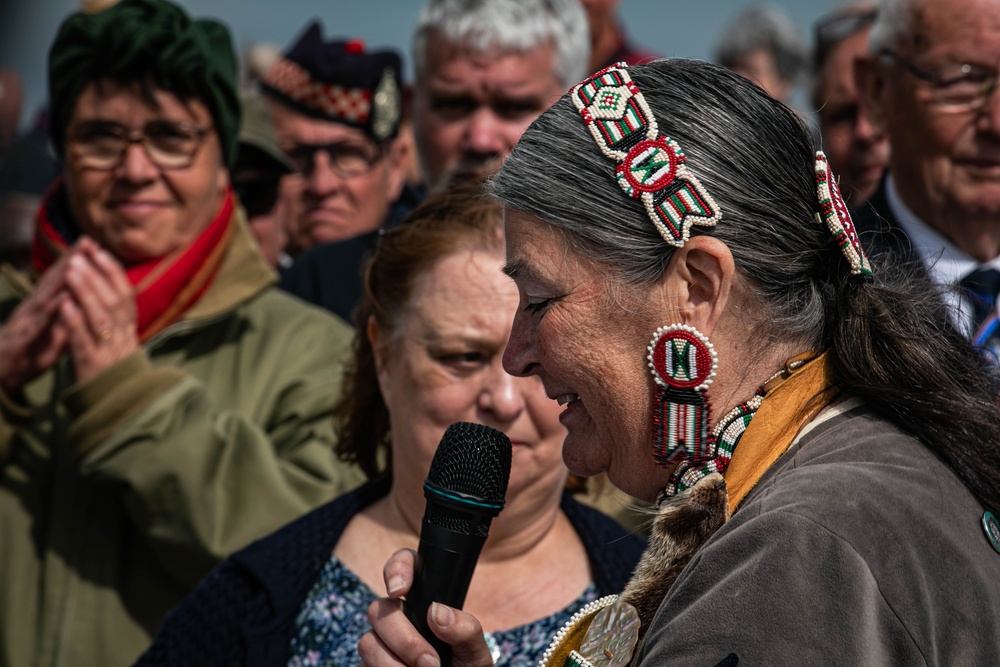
[403,422,512,665]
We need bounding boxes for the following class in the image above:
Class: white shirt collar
[885,175,1000,334]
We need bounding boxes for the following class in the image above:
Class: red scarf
[31,183,235,342]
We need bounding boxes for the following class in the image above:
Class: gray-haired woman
[359,58,1000,665]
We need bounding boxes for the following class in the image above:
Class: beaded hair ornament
[815,151,872,276]
[570,63,722,247]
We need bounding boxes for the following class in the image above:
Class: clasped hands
[0,237,138,395]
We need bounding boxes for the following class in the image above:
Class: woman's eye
[438,351,486,366]
[524,298,553,315]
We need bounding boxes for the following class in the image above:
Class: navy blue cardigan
[136,477,645,666]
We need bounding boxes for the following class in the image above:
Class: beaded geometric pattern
[263,58,372,124]
[571,63,722,247]
[647,325,718,468]
[663,387,765,497]
[815,151,872,276]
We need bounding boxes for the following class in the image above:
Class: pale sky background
[1,0,844,131]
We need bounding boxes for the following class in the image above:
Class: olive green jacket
[0,218,364,667]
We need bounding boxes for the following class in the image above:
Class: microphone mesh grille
[427,422,512,504]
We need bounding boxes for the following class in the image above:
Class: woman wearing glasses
[0,1,362,665]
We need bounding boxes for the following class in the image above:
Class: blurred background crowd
[0,0,878,269]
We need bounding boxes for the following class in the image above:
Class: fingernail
[430,602,453,628]
[417,653,440,667]
[386,576,405,595]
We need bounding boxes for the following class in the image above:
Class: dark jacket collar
[850,175,923,269]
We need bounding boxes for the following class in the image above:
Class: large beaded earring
[647,324,718,469]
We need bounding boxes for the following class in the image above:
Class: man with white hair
[856,0,1000,363]
[280,0,590,321]
[410,0,590,189]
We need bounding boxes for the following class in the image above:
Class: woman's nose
[502,313,534,377]
[478,363,526,423]
[117,142,159,183]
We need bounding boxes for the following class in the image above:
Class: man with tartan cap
[260,23,413,257]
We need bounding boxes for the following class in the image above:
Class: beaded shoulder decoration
[538,595,639,667]
[570,63,722,247]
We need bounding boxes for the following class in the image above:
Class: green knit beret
[48,0,240,167]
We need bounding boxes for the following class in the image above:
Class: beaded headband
[571,63,722,247]
[814,152,872,276]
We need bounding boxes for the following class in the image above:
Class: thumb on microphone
[427,603,495,667]
[360,550,494,667]
[383,548,418,598]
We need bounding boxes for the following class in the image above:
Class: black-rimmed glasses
[285,141,386,179]
[67,120,212,170]
[879,49,998,111]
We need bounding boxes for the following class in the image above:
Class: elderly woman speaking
[360,59,1000,665]
[0,1,359,665]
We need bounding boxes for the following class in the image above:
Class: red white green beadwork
[571,63,722,248]
[815,151,872,276]
[663,386,765,497]
[648,324,717,391]
[647,325,718,468]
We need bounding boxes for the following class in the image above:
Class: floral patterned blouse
[288,556,599,667]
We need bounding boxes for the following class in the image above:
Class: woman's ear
[658,235,735,336]
[367,314,393,405]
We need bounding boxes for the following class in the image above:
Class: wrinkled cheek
[560,418,609,479]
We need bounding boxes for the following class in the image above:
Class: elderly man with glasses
[856,0,1000,364]
[263,23,419,320]
[810,3,889,205]
[0,2,363,665]
[260,25,416,258]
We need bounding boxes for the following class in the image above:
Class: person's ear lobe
[384,135,409,201]
[659,235,734,336]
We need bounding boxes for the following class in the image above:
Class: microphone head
[424,422,512,536]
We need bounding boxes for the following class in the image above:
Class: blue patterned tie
[960,267,1000,365]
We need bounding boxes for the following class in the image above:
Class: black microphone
[404,422,512,664]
